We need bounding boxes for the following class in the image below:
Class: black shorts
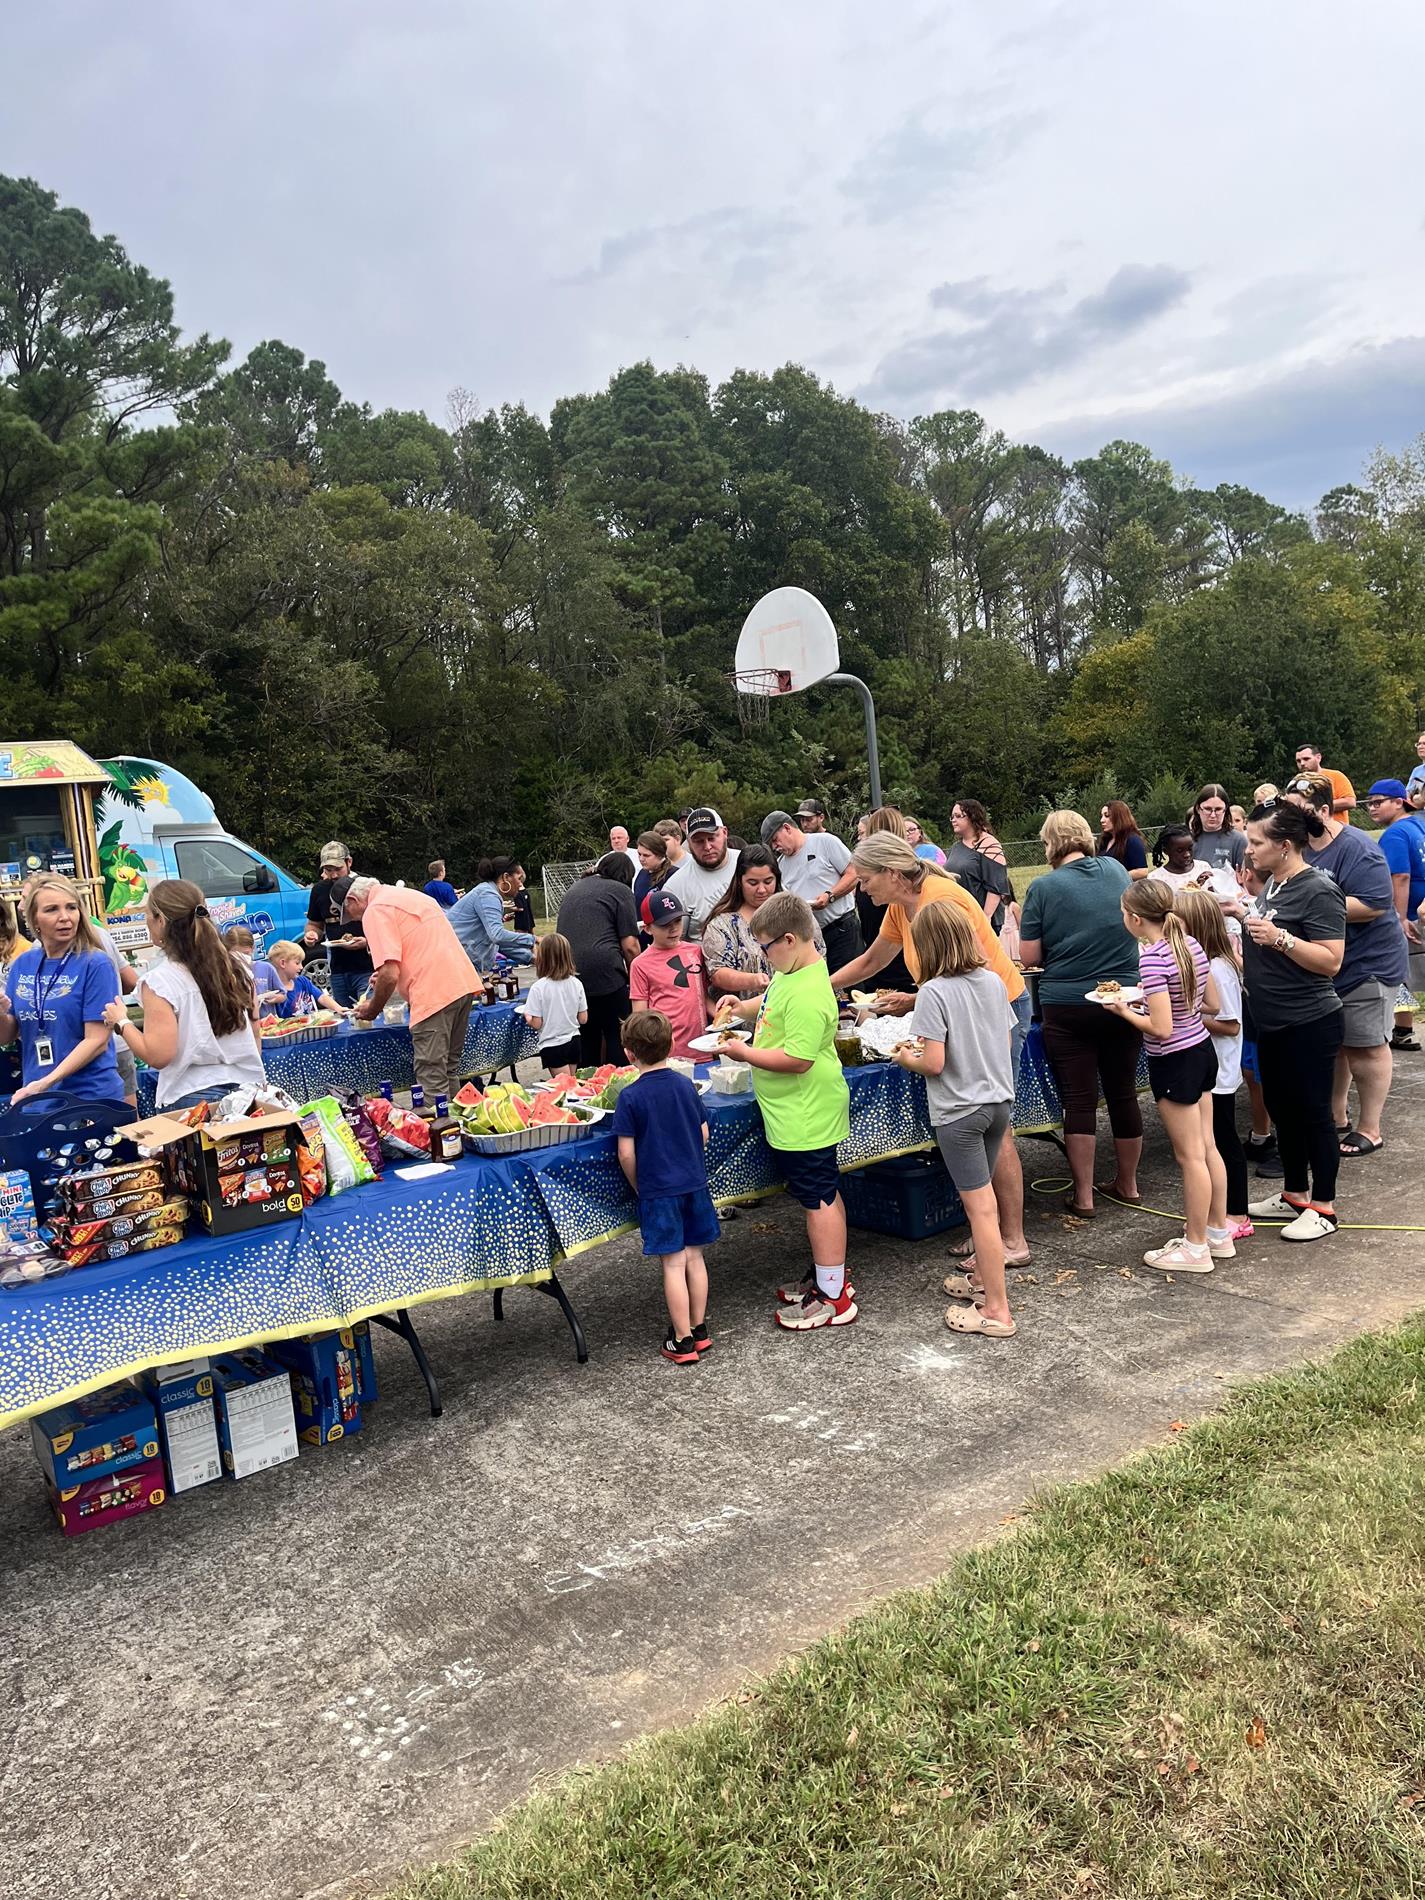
[771,1142,842,1210]
[1147,1039,1218,1105]
[541,1036,581,1072]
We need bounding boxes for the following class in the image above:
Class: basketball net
[729,667,791,731]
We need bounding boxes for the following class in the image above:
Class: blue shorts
[638,1188,720,1258]
[1241,1038,1259,1082]
[772,1142,842,1210]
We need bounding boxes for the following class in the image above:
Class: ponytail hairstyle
[1122,876,1200,1010]
[477,856,521,886]
[1151,823,1194,868]
[1248,800,1326,849]
[1172,884,1238,967]
[148,878,253,1036]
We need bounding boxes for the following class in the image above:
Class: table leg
[369,1306,443,1418]
[534,1272,589,1363]
[492,1289,504,1324]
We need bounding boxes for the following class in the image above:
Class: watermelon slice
[454,1082,483,1107]
[530,1093,568,1126]
[510,1092,535,1126]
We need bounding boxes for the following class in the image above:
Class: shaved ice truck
[94,756,310,950]
[0,743,310,952]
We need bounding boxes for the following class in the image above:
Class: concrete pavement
[2,1051,1422,1900]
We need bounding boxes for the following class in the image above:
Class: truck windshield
[175,838,272,897]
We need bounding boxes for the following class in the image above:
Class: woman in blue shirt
[448,858,537,972]
[0,875,125,1105]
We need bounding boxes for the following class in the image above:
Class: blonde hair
[1173,886,1238,967]
[1253,782,1278,805]
[1122,877,1200,1009]
[851,832,926,882]
[1039,809,1097,866]
[749,890,816,944]
[267,939,305,963]
[21,875,104,954]
[863,806,908,840]
[535,931,576,980]
[909,900,985,980]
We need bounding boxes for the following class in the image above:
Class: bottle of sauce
[429,1095,462,1161]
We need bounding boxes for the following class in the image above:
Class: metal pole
[827,673,882,810]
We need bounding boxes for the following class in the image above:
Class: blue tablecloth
[2,1026,1107,1429]
[0,1153,557,1429]
[530,1027,1070,1258]
[135,1000,539,1114]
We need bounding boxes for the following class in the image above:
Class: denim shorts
[771,1143,842,1210]
[638,1188,721,1258]
[1010,988,1031,1078]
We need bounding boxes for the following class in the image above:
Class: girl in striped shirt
[1102,877,1230,1274]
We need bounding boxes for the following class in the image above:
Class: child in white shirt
[523,933,588,1076]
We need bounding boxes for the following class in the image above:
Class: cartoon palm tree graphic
[97,760,168,911]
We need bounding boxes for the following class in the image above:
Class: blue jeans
[164,1085,240,1110]
[1010,988,1032,1080]
[329,969,369,1008]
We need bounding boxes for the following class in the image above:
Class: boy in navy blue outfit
[613,1008,720,1364]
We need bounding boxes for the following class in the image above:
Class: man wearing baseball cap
[628,890,710,1058]
[662,808,740,938]
[1364,778,1425,1052]
[761,809,863,971]
[303,840,374,1007]
[796,798,827,834]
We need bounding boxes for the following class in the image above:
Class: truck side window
[175,839,269,898]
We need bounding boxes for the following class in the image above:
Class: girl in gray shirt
[895,902,1018,1341]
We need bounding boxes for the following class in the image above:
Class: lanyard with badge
[32,950,73,1069]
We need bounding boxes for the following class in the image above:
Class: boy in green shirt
[715,892,855,1329]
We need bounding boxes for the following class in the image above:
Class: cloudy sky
[7,0,1422,506]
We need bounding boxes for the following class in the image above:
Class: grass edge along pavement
[392,1321,1425,1900]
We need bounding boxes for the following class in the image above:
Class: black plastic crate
[839,1149,966,1241]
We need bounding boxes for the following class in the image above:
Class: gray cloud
[569,208,806,287]
[1031,335,1425,508]
[866,264,1192,401]
[839,101,1042,220]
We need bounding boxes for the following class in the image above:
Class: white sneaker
[1142,1238,1215,1274]
[1208,1234,1237,1259]
[1247,1192,1303,1218]
[1281,1207,1337,1242]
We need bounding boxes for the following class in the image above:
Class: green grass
[1009,861,1050,901]
[392,1323,1425,1900]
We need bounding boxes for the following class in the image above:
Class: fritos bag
[302,1097,375,1196]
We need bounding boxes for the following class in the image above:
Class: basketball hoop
[728,666,791,729]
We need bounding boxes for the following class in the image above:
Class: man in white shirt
[608,825,641,872]
[662,807,739,937]
[761,810,863,969]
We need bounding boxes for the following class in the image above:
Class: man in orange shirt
[345,878,483,1100]
[829,834,1030,1269]
[1294,743,1355,815]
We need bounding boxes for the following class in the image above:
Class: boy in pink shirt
[629,891,709,1059]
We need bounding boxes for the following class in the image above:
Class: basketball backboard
[733,587,840,696]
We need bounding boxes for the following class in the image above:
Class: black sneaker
[1244,1135,1283,1179]
[661,1332,699,1365]
[691,1322,712,1355]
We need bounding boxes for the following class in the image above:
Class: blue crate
[839,1149,967,1241]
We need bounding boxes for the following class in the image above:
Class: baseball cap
[319,840,350,868]
[796,798,825,818]
[1366,779,1409,800]
[642,889,685,929]
[685,806,723,836]
[760,809,798,846]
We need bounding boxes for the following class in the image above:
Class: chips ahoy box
[267,1329,363,1446]
[48,1457,167,1537]
[30,1383,160,1489]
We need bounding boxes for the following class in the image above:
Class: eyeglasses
[757,936,788,953]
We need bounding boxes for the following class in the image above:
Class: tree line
[2,173,1420,886]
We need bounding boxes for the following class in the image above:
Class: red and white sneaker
[774,1288,859,1331]
[777,1277,856,1305]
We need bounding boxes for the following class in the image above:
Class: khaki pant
[410,994,475,1101]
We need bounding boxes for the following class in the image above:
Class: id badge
[34,1036,54,1068]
